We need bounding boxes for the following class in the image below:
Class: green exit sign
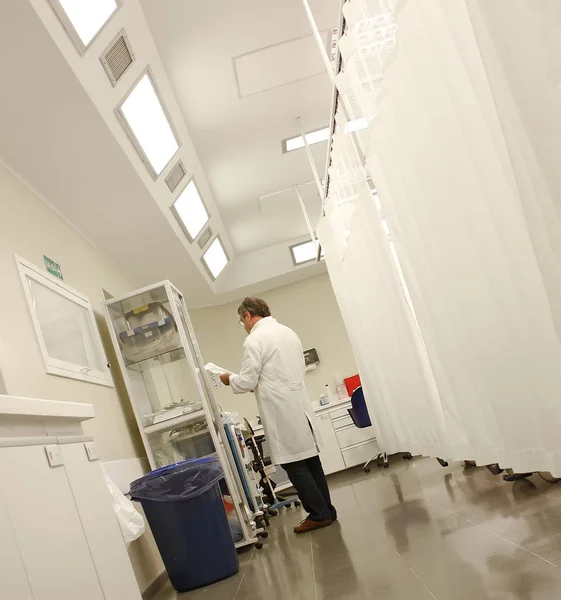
[43,255,63,280]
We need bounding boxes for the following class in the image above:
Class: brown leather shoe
[293,518,332,534]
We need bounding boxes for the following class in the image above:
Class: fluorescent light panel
[284,118,368,153]
[58,0,118,46]
[291,240,323,265]
[120,72,179,176]
[173,180,209,241]
[203,238,228,279]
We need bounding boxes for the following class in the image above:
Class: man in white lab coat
[220,297,336,533]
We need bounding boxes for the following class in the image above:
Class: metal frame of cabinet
[102,280,261,549]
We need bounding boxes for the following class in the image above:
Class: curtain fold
[320,0,561,473]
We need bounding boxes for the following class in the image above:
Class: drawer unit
[336,424,376,450]
[331,414,354,430]
[328,403,352,420]
[342,439,381,469]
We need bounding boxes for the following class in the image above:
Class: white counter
[313,396,351,414]
[0,395,95,420]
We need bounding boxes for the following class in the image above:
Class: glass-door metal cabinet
[103,281,261,548]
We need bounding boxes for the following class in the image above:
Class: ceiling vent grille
[165,161,186,192]
[100,30,134,87]
[197,226,213,249]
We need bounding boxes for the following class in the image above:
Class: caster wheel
[294,501,301,507]
[257,531,269,539]
[383,463,389,469]
[268,509,278,517]
[255,542,264,550]
[364,467,371,473]
[403,453,413,460]
[263,513,270,526]
[285,503,292,508]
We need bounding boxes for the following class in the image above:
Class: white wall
[0,162,164,590]
[190,273,358,419]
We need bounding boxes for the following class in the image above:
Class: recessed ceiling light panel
[50,0,119,51]
[118,70,179,178]
[172,180,210,242]
[202,237,229,280]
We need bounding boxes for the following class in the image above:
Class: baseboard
[141,571,168,599]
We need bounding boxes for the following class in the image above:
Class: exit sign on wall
[43,255,63,280]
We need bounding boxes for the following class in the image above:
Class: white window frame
[16,256,113,387]
[47,0,122,56]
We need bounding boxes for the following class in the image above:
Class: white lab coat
[230,317,319,465]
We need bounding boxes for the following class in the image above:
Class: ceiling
[0,0,334,307]
[140,0,339,254]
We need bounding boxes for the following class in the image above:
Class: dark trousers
[281,455,336,522]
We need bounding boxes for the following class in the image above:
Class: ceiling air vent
[197,226,213,249]
[100,30,134,87]
[165,161,186,193]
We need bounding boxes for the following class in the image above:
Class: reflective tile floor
[155,457,561,599]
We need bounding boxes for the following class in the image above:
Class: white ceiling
[0,0,332,308]
[140,0,339,254]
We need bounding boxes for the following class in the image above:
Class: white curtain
[319,0,561,474]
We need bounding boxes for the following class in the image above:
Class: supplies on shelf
[119,301,181,365]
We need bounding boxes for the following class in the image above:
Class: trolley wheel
[403,452,413,460]
[364,467,371,473]
[294,500,302,508]
[383,462,389,469]
[268,509,278,517]
[283,503,291,509]
[257,531,269,539]
[255,542,264,550]
[538,472,561,483]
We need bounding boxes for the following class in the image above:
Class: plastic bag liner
[103,471,145,544]
[129,457,224,503]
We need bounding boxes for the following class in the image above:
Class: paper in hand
[204,362,233,390]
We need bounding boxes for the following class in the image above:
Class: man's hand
[220,372,231,386]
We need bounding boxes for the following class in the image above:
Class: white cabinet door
[0,446,104,600]
[315,413,346,474]
[61,443,142,600]
[0,492,33,600]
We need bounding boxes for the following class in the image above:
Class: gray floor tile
[153,458,561,600]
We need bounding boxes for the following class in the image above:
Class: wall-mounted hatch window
[16,256,113,387]
[48,0,120,54]
[117,69,179,179]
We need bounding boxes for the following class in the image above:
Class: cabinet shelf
[144,408,206,435]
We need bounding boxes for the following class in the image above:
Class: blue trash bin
[129,457,239,592]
